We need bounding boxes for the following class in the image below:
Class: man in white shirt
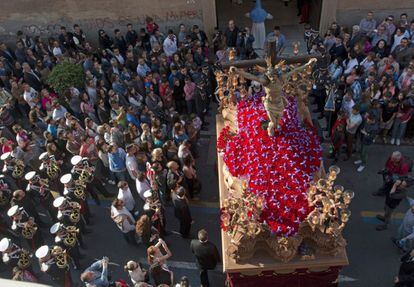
[112,48,125,66]
[178,140,193,165]
[117,181,136,214]
[343,55,359,75]
[163,30,177,58]
[52,40,63,57]
[52,102,68,121]
[125,144,139,181]
[341,93,355,117]
[110,199,137,245]
[22,83,38,108]
[345,106,362,160]
[135,172,151,201]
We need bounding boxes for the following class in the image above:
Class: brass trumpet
[21,221,38,239]
[68,201,81,223]
[62,225,79,247]
[12,159,25,179]
[46,156,61,180]
[51,246,68,269]
[73,180,86,201]
[17,249,31,269]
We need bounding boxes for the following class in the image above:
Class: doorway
[215,0,323,53]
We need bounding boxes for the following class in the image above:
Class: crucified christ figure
[230,57,316,136]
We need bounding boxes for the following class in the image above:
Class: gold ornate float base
[217,115,348,277]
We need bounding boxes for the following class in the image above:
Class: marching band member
[0,174,12,214]
[7,205,44,250]
[71,154,112,202]
[35,244,72,287]
[0,237,36,278]
[38,151,62,191]
[50,222,83,270]
[53,196,89,235]
[25,171,57,221]
[1,151,25,188]
[60,173,91,223]
[10,189,45,227]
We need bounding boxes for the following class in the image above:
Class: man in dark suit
[0,42,16,70]
[190,229,221,287]
[190,25,208,47]
[172,187,192,238]
[22,62,42,91]
[113,29,127,56]
[395,249,414,286]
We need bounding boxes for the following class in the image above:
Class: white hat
[35,245,49,259]
[408,197,414,206]
[24,171,37,181]
[70,155,82,166]
[252,81,261,88]
[143,203,150,210]
[60,174,72,184]
[39,152,49,161]
[143,190,152,199]
[53,196,66,208]
[0,238,11,252]
[0,152,11,161]
[50,222,62,234]
[7,205,20,217]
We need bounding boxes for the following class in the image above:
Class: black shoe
[376,215,385,222]
[317,115,324,120]
[376,224,387,231]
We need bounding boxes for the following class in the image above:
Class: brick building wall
[0,0,216,44]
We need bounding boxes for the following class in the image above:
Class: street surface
[0,105,413,287]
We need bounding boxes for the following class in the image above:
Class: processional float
[215,39,351,287]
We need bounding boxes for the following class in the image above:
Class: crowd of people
[292,12,414,175]
[0,15,221,287]
[0,3,413,287]
[301,11,414,287]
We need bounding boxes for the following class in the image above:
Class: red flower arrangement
[217,125,233,152]
[218,94,322,237]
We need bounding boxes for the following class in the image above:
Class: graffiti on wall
[0,9,203,42]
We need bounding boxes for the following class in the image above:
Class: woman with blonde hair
[146,238,172,268]
[151,148,167,167]
[124,260,149,285]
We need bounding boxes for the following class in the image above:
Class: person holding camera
[236,27,255,60]
[80,257,109,287]
[376,178,411,231]
[374,151,411,196]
